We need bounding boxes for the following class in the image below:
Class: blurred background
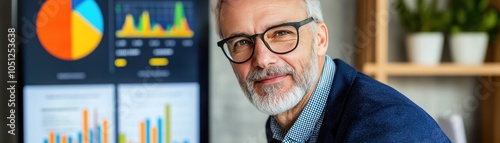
[1,0,500,143]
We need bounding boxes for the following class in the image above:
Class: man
[213,0,450,142]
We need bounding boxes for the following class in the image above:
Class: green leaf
[397,0,453,32]
[451,25,462,34]
[465,0,474,11]
[457,10,467,24]
[479,0,489,11]
[482,10,498,31]
[417,0,424,14]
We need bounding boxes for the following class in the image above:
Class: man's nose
[251,38,278,69]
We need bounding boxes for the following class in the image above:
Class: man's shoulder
[346,72,416,111]
[331,59,415,112]
[331,60,431,124]
[326,79,450,142]
[323,59,450,142]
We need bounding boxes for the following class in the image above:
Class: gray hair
[212,0,324,38]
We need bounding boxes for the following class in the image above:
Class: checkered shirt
[270,55,336,143]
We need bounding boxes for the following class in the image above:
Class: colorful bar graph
[103,120,108,143]
[98,126,101,143]
[62,135,67,143]
[84,110,88,143]
[90,129,93,143]
[79,132,82,143]
[50,132,55,143]
[119,133,125,143]
[165,105,170,143]
[158,119,162,143]
[120,104,173,143]
[43,109,109,143]
[140,121,145,143]
[146,119,150,143]
[152,127,157,143]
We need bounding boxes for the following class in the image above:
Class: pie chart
[36,0,104,61]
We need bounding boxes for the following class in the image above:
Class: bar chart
[118,83,199,143]
[119,105,171,143]
[23,84,115,143]
[43,109,109,143]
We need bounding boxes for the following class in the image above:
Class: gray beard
[238,46,319,115]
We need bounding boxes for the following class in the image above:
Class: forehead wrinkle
[219,0,307,38]
[219,2,258,38]
[250,4,301,31]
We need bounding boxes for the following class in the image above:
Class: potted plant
[449,0,498,65]
[398,0,451,65]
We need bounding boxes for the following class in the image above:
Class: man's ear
[315,22,328,56]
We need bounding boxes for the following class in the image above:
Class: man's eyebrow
[225,20,289,38]
[263,20,289,30]
[228,32,251,38]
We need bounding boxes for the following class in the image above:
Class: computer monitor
[19,0,209,142]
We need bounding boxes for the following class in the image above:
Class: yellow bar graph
[166,105,170,143]
[83,109,89,143]
[119,104,173,143]
[152,127,157,143]
[140,121,145,143]
[62,135,67,143]
[104,120,108,143]
[119,133,125,143]
[43,109,110,143]
[49,132,55,143]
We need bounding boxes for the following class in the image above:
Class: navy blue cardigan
[266,59,450,142]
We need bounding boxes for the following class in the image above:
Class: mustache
[246,64,295,82]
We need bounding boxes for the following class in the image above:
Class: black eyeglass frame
[217,17,315,64]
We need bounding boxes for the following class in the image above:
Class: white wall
[208,1,268,141]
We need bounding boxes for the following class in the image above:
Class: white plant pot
[450,33,489,65]
[406,33,444,65]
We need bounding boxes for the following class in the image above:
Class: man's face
[219,0,320,115]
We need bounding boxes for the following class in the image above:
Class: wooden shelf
[363,63,500,76]
[357,0,500,142]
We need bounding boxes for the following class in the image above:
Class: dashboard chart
[36,0,104,61]
[42,109,110,143]
[23,85,115,143]
[115,1,194,38]
[118,83,199,143]
[112,1,199,82]
[21,0,208,142]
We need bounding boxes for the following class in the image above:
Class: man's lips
[255,74,288,84]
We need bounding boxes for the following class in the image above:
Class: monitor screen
[19,0,209,142]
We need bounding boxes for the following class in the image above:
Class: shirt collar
[270,55,336,142]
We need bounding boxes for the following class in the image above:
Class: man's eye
[275,30,292,37]
[234,40,251,47]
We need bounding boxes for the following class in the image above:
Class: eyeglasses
[217,17,315,64]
